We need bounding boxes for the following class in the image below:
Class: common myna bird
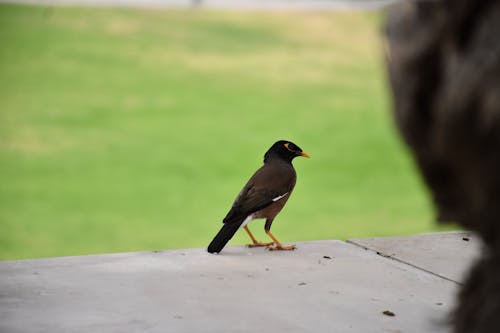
[207,140,309,254]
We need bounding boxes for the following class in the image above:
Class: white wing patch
[239,215,254,229]
[272,192,289,202]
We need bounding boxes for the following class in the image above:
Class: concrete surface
[0,0,398,10]
[0,233,481,333]
[348,231,481,284]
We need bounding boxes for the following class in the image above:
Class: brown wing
[223,162,296,225]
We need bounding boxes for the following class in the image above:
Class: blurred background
[0,2,454,260]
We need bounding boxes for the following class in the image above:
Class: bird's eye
[284,143,297,152]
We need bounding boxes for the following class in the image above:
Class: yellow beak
[300,151,311,158]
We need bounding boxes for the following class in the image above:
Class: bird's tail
[207,222,241,254]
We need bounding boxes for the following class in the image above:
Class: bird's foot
[247,241,274,248]
[267,244,296,251]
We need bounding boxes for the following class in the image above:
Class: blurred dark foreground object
[385,1,500,332]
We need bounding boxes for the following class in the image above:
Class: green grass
[0,5,453,260]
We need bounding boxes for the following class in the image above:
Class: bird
[207,140,310,254]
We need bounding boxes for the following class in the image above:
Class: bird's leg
[265,230,296,251]
[244,226,273,247]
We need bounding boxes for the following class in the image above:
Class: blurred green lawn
[0,5,452,260]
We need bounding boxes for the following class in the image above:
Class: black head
[263,140,310,163]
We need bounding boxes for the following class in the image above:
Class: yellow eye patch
[284,143,295,152]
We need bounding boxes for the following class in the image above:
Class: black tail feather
[207,222,241,254]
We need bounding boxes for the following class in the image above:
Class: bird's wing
[222,185,289,224]
[222,165,295,225]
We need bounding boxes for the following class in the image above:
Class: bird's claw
[266,244,296,251]
[247,241,274,248]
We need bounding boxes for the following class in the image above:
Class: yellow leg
[265,230,296,251]
[244,226,273,247]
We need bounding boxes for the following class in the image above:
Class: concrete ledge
[0,0,397,11]
[0,232,481,333]
[348,231,481,284]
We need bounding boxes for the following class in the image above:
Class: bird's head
[264,140,310,163]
